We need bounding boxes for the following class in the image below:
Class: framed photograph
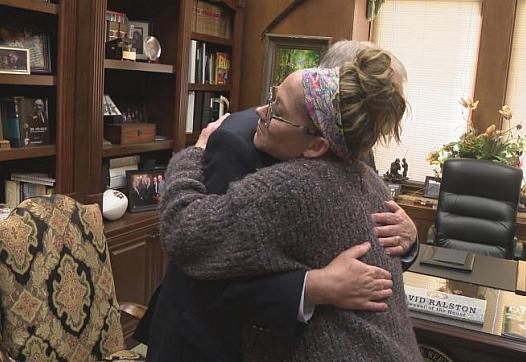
[0,24,52,74]
[423,176,441,199]
[126,169,166,212]
[0,47,30,74]
[261,33,332,102]
[387,183,402,199]
[128,21,150,61]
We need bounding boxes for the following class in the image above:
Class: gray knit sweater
[161,147,421,361]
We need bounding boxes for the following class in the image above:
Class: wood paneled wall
[239,0,356,109]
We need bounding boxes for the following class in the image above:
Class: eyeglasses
[263,86,321,136]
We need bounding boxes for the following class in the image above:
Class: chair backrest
[0,195,126,361]
[435,158,522,259]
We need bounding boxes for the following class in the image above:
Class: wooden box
[105,123,156,145]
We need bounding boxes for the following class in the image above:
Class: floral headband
[302,67,351,159]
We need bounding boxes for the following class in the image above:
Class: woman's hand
[371,200,417,256]
[195,113,231,149]
[305,242,393,311]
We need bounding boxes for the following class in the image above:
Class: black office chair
[428,158,523,259]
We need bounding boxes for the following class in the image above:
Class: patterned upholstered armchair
[0,195,144,361]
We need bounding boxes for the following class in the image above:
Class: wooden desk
[405,271,526,361]
[409,245,519,292]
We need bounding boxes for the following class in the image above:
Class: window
[371,0,482,181]
[506,0,526,165]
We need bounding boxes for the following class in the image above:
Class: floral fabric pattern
[0,195,126,361]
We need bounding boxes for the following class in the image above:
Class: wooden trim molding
[517,260,526,295]
[472,0,517,132]
[56,0,77,195]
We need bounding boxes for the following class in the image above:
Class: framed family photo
[423,176,441,199]
[126,169,166,212]
[128,21,150,61]
[0,47,30,74]
[261,33,332,102]
[0,24,52,74]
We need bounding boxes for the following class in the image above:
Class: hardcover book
[16,97,50,146]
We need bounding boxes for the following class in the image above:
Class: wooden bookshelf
[185,132,199,144]
[188,84,231,92]
[191,32,233,47]
[104,59,175,74]
[101,140,173,158]
[0,145,56,162]
[0,74,56,86]
[0,0,58,14]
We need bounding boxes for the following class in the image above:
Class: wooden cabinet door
[107,225,162,340]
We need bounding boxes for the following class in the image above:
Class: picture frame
[423,176,441,199]
[387,183,402,199]
[126,168,166,212]
[128,20,150,61]
[0,24,52,74]
[261,33,332,103]
[0,47,30,74]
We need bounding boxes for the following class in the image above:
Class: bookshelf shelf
[104,59,175,74]
[101,140,173,158]
[0,145,56,162]
[191,32,233,47]
[0,0,58,15]
[188,84,231,92]
[0,74,56,86]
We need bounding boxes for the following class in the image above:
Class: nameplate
[405,285,486,324]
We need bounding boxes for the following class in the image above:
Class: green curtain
[367,0,385,21]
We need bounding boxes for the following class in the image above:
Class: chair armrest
[119,302,147,320]
[426,224,436,245]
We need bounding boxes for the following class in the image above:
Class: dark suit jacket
[136,108,306,362]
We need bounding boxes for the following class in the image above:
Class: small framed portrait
[126,169,166,212]
[0,46,30,74]
[423,176,441,199]
[261,33,332,103]
[387,183,402,199]
[128,21,150,61]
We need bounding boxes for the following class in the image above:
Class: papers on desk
[406,285,486,324]
[502,305,526,341]
[420,248,475,272]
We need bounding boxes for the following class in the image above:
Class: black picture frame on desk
[423,176,441,199]
[126,169,165,212]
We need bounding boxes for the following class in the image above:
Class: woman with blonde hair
[160,47,421,361]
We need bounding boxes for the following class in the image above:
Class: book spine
[186,92,196,133]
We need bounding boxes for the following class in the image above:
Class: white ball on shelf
[102,189,128,221]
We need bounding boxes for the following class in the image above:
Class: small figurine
[384,158,408,183]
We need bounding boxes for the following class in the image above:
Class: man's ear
[303,137,330,158]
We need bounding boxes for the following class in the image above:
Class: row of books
[0,97,50,148]
[188,41,231,85]
[186,91,225,133]
[105,10,128,42]
[191,0,232,39]
[4,173,56,209]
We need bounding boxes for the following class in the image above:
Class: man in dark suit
[137,108,418,361]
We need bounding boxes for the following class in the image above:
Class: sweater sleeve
[161,147,307,280]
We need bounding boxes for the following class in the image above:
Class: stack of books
[191,0,232,39]
[4,173,55,209]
